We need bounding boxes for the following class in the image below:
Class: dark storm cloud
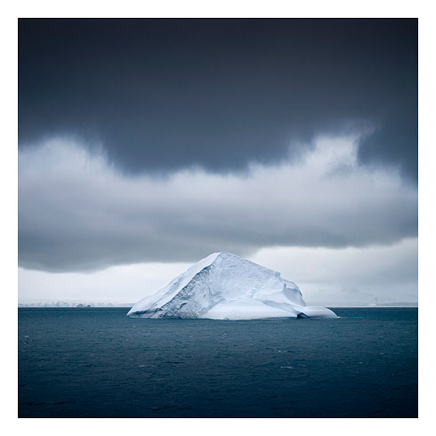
[18,18,417,180]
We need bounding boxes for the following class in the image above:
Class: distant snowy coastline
[18,301,417,308]
[18,300,134,308]
[18,299,417,309]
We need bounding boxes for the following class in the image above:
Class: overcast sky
[18,18,418,305]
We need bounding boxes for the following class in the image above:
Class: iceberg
[127,252,337,320]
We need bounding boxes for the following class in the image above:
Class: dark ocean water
[18,307,417,418]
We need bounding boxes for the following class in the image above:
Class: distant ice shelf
[127,252,337,320]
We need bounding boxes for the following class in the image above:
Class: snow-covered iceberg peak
[127,252,337,320]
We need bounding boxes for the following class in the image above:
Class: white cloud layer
[19,134,417,273]
[18,262,191,303]
[251,238,417,305]
[19,238,417,305]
